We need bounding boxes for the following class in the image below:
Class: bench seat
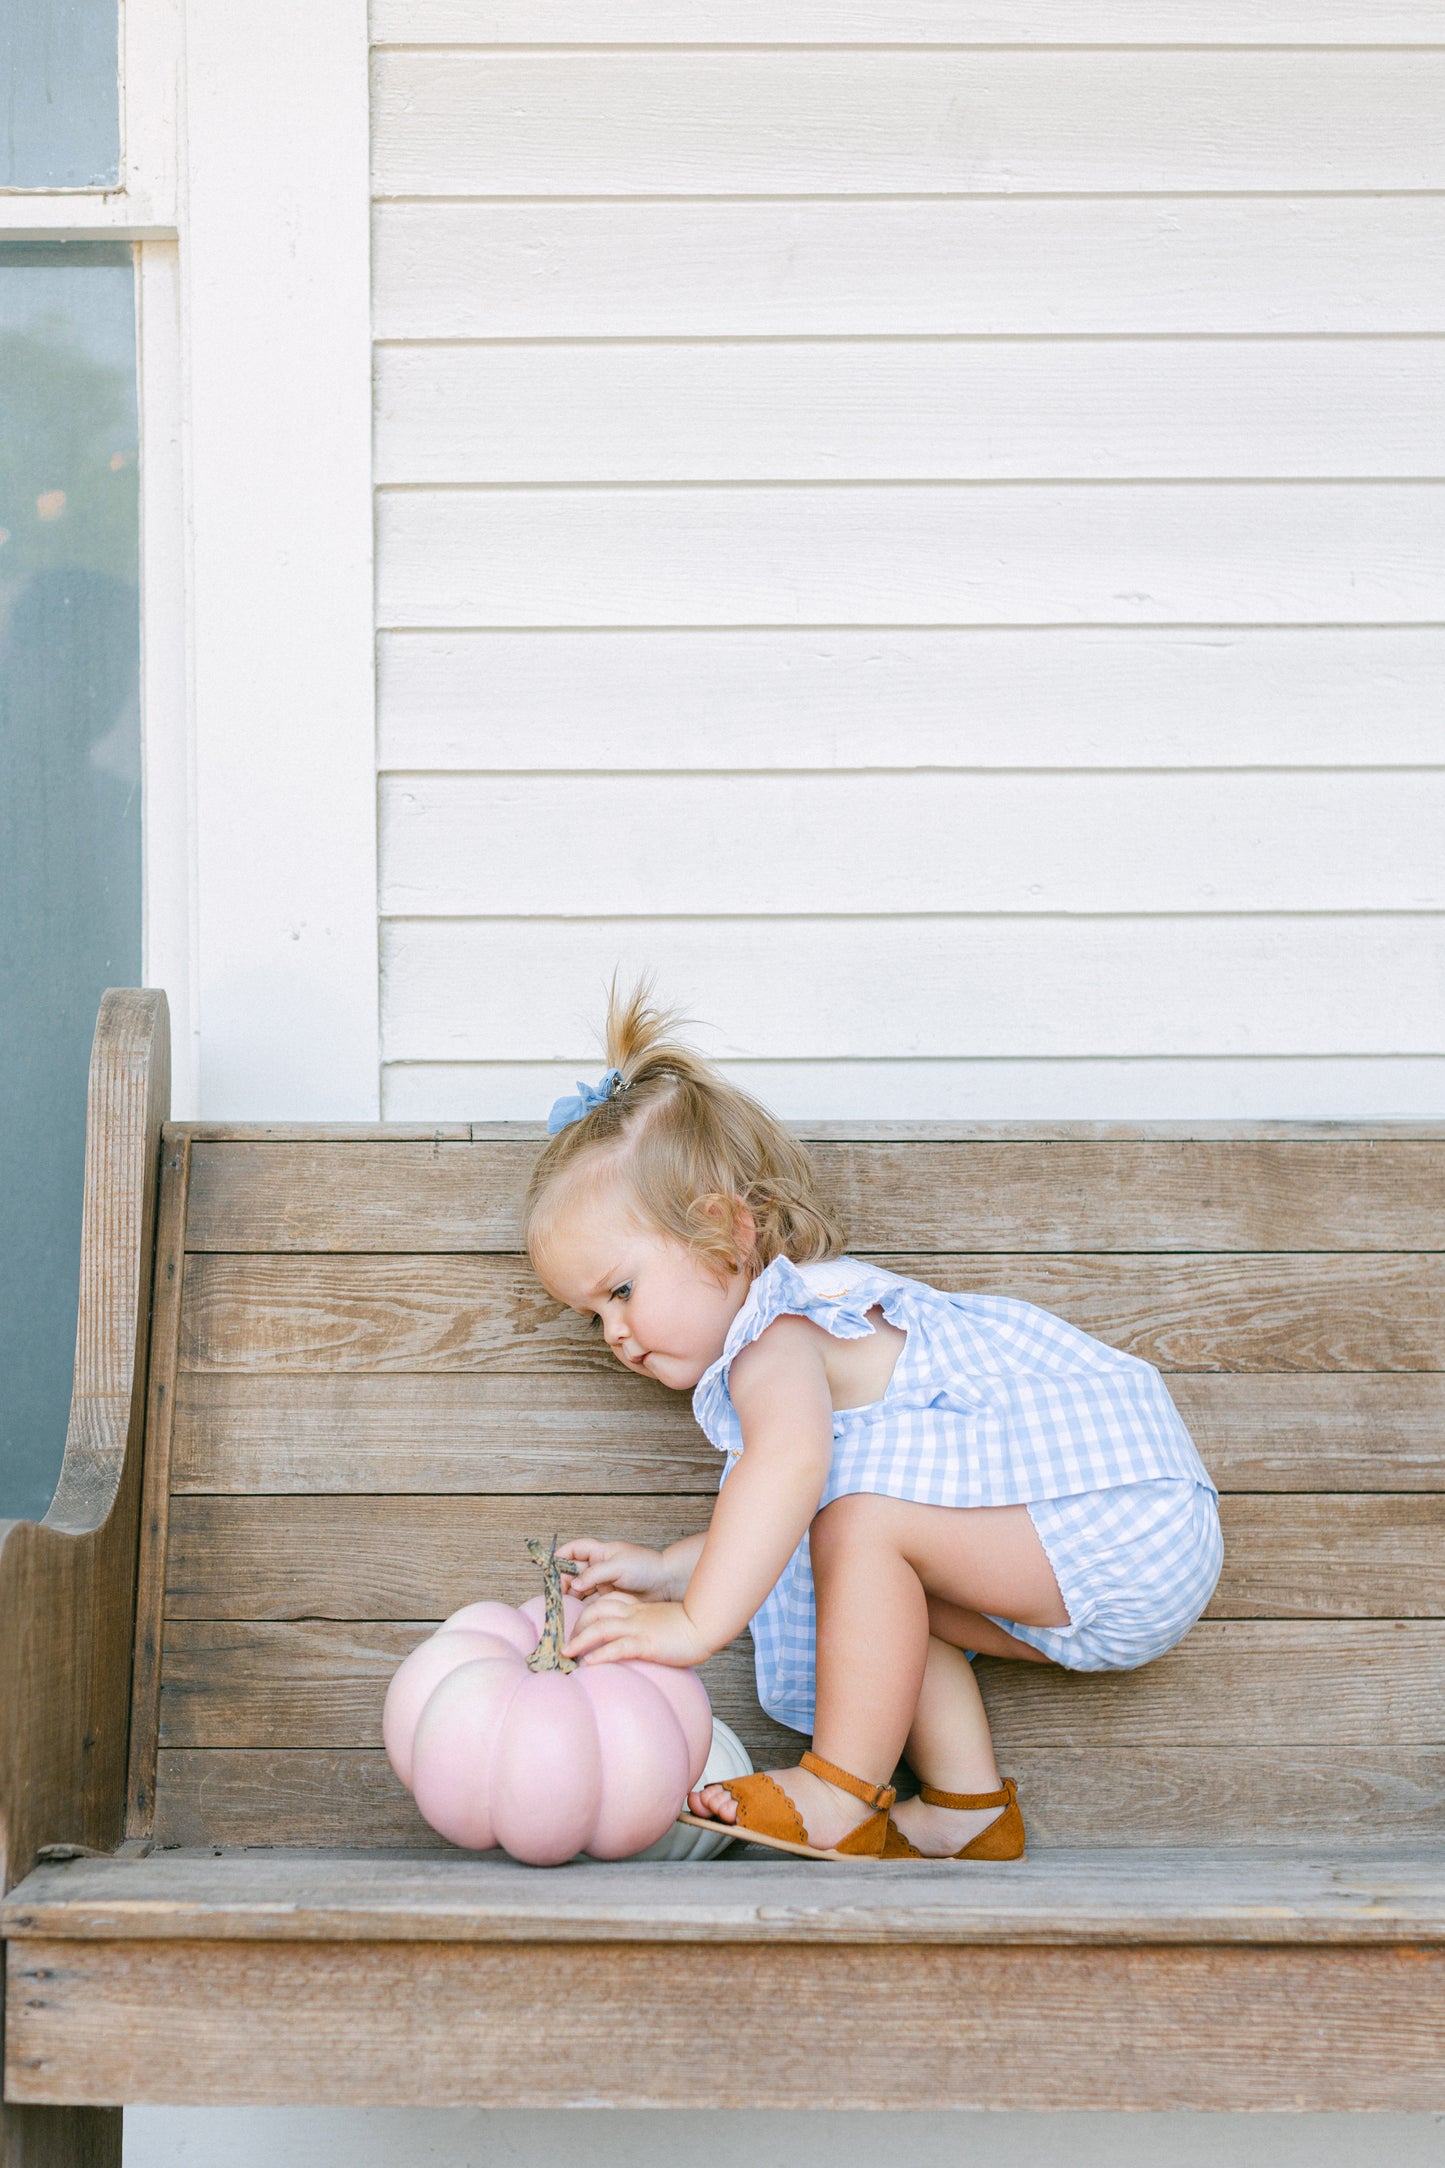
[6,1845,1445,2110]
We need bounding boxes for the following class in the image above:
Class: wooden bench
[3,989,1444,2158]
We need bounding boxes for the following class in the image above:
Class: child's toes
[690,1783,738,1823]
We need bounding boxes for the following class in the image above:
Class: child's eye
[611,1282,632,1304]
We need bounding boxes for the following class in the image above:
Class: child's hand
[556,1538,673,1601]
[564,1593,712,1670]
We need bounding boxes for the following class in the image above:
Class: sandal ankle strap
[918,1777,1015,1811]
[801,1750,897,1812]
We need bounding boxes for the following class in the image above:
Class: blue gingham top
[691,1255,1214,1731]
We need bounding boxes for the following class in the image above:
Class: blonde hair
[523,980,845,1279]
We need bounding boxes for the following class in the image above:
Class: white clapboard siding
[379,916,1445,1063]
[376,485,1445,629]
[383,1058,1445,1125]
[371,1,1445,42]
[375,340,1445,485]
[377,631,1445,772]
[371,51,1445,197]
[370,10,1444,1120]
[373,201,1445,341]
[379,773,1445,919]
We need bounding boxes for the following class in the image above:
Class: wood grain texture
[376,340,1445,486]
[0,992,169,1896]
[161,1494,717,1619]
[371,2,1445,43]
[371,51,1445,197]
[9,1937,1444,2108]
[144,1744,1445,1851]
[0,2103,121,2168]
[155,1496,1444,1635]
[182,1136,1445,1254]
[377,628,1445,775]
[155,1622,771,1752]
[177,1250,1445,1376]
[384,771,1445,919]
[381,915,1445,1063]
[166,1370,1445,1496]
[124,1134,192,1840]
[373,199,1445,341]
[376,483,1445,631]
[152,1604,1445,1769]
[148,1607,1445,1745]
[9,1846,1445,1947]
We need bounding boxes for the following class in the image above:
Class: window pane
[1,0,120,187]
[0,241,140,1520]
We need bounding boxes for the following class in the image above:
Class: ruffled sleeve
[691,1256,882,1457]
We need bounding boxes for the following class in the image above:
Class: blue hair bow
[547,1068,623,1135]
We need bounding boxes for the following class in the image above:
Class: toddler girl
[527,985,1222,1862]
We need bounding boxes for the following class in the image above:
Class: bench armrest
[0,991,169,1894]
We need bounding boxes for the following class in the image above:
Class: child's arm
[559,1530,706,1601]
[564,1317,834,1668]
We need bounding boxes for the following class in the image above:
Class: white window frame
[1,0,379,1119]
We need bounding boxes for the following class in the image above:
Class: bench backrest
[125,1122,1445,1851]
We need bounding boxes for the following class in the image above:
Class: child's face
[532,1171,751,1392]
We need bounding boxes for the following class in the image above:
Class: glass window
[0,241,140,1520]
[1,0,120,188]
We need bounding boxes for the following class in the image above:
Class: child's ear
[729,1200,757,1269]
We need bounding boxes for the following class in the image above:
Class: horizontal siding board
[371,3,1445,43]
[372,200,1445,339]
[151,1604,1445,1743]
[371,51,1445,197]
[169,1371,1445,1497]
[150,1744,1445,1850]
[176,1251,1445,1376]
[184,1138,1445,1254]
[377,630,1445,772]
[380,917,1445,1062]
[382,1057,1445,1125]
[375,339,1445,484]
[379,772,1445,917]
[375,484,1445,628]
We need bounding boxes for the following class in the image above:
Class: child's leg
[890,1635,1018,1856]
[692,1491,1061,1847]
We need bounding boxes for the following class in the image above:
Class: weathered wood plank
[9,1937,1444,2109]
[148,1605,1445,1751]
[158,1494,1445,1627]
[183,1138,1445,1255]
[9,1847,1445,1948]
[124,1133,192,1839]
[162,1495,714,1619]
[372,50,1445,198]
[168,1370,1445,1497]
[156,1621,766,1752]
[176,1251,1445,1376]
[146,1744,1445,1851]
[0,992,169,1896]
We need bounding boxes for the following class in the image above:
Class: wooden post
[1,991,169,2165]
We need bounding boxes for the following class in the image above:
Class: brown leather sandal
[881,1777,1026,1860]
[678,1749,896,1860]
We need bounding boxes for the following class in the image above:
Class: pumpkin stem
[525,1534,581,1673]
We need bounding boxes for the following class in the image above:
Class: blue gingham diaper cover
[692,1256,1222,1734]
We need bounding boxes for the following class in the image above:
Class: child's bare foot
[888,1792,1007,1858]
[689,1764,877,1850]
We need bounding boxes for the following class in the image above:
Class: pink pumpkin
[383,1544,712,1867]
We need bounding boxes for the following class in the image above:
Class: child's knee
[810,1491,889,1567]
